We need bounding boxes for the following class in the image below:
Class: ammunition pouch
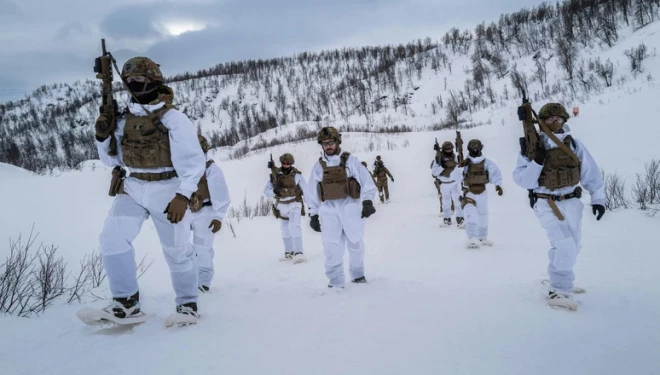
[108,166,126,197]
[468,184,486,194]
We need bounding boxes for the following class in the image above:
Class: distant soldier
[373,155,394,203]
[264,153,307,264]
[460,139,503,248]
[431,141,464,227]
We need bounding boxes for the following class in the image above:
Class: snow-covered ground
[2,77,660,374]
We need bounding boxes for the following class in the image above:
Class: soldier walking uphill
[189,135,231,293]
[373,155,394,203]
[264,153,308,264]
[95,56,205,322]
[460,139,503,249]
[307,127,377,288]
[431,141,464,227]
[513,102,605,311]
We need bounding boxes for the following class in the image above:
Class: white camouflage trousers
[463,190,489,240]
[99,178,198,306]
[534,197,583,295]
[189,205,216,288]
[320,204,365,287]
[278,201,303,253]
[440,181,464,219]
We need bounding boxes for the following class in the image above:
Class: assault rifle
[93,39,120,156]
[517,89,543,161]
[517,90,543,208]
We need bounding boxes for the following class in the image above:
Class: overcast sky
[0,0,548,102]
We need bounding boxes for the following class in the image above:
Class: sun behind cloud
[163,21,206,36]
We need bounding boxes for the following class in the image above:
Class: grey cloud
[99,7,163,40]
[54,22,85,41]
[0,0,20,17]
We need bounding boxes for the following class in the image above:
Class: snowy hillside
[2,77,660,373]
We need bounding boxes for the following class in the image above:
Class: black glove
[390,177,394,182]
[361,200,376,218]
[592,204,605,221]
[533,147,548,165]
[309,214,321,232]
[267,161,275,169]
[273,183,281,196]
[433,143,440,151]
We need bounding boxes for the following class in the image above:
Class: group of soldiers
[92,55,605,324]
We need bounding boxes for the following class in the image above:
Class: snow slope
[1,78,660,374]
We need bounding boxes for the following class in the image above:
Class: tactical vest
[440,155,457,178]
[120,105,174,169]
[190,160,215,213]
[538,136,581,190]
[463,160,489,194]
[276,168,303,202]
[318,152,361,201]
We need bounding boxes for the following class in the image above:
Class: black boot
[109,291,140,319]
[352,276,368,284]
[176,302,199,318]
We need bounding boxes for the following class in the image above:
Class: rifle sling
[533,109,580,164]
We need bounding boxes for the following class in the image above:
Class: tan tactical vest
[121,105,174,168]
[538,136,581,190]
[318,152,361,201]
[463,160,489,194]
[440,155,457,178]
[276,168,303,202]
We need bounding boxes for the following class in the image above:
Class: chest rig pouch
[277,169,303,201]
[318,152,361,202]
[463,160,489,194]
[190,160,215,213]
[538,136,581,190]
[121,105,174,169]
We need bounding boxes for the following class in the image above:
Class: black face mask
[468,149,482,158]
[442,150,454,156]
[127,81,160,104]
[281,166,292,174]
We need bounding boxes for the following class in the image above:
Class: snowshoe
[292,252,306,264]
[466,238,480,249]
[479,239,493,246]
[165,302,199,327]
[547,291,578,311]
[279,252,294,261]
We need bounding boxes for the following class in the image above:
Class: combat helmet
[121,57,164,84]
[467,139,483,157]
[441,141,454,152]
[279,153,295,164]
[198,134,210,154]
[317,126,342,145]
[538,103,570,121]
[376,155,381,161]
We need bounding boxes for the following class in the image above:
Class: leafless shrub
[602,170,629,210]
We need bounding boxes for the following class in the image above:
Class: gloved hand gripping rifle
[94,39,120,156]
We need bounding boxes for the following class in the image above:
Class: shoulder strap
[319,157,326,169]
[205,160,214,168]
[340,152,351,167]
[535,114,580,164]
